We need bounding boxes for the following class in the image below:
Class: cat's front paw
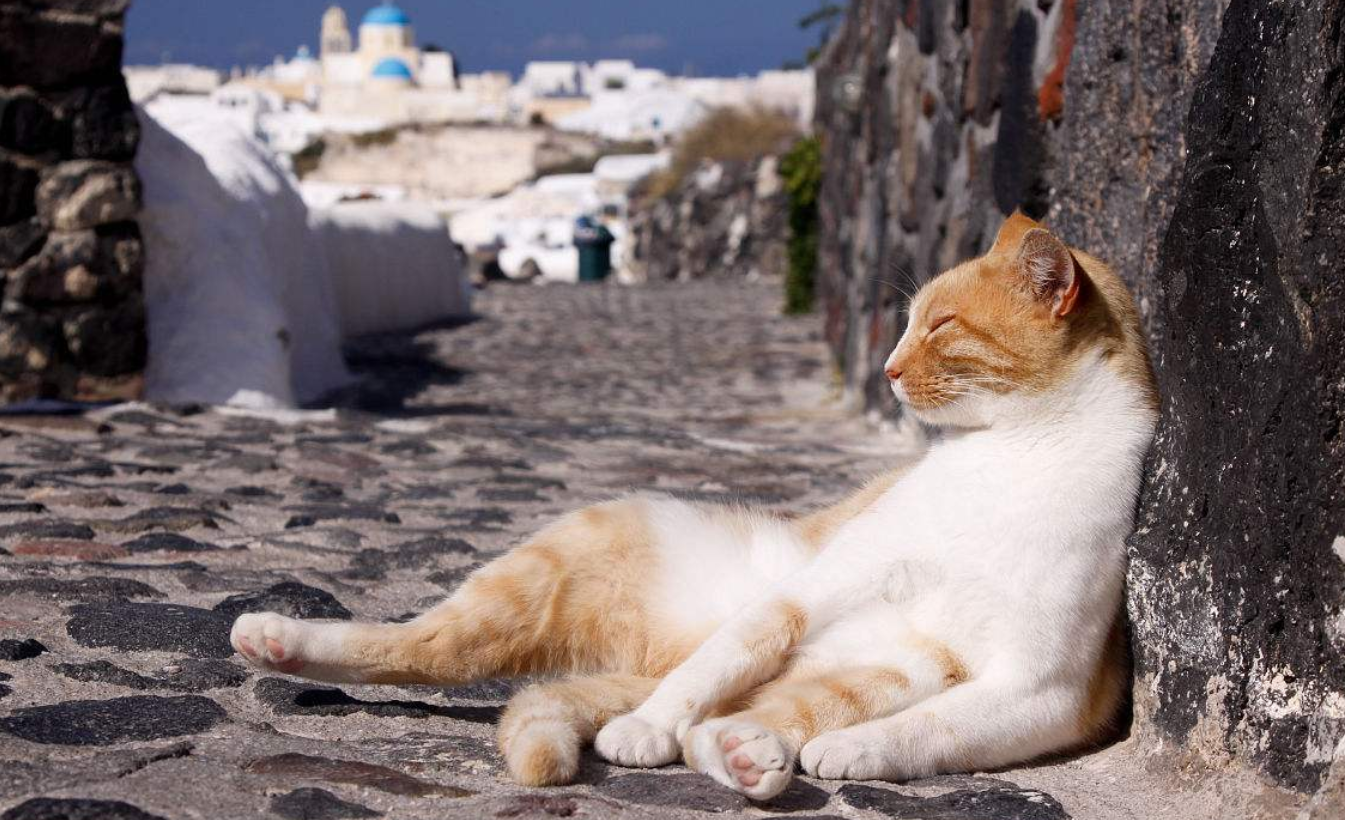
[230,611,309,675]
[800,728,891,781]
[594,713,680,768]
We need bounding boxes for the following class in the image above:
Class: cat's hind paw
[230,611,309,675]
[685,718,794,801]
[594,713,680,768]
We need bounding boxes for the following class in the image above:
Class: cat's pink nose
[885,364,903,381]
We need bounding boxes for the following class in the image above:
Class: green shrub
[780,135,821,314]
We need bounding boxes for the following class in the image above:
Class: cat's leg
[231,498,666,684]
[594,518,903,769]
[799,678,1086,781]
[498,674,659,786]
[682,653,954,800]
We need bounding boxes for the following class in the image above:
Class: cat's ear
[1017,228,1079,318]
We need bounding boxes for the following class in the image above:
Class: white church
[275,3,510,123]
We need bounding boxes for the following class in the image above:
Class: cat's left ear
[1017,228,1079,319]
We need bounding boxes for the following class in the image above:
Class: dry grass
[643,107,800,199]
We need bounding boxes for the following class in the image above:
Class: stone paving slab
[0,282,1275,819]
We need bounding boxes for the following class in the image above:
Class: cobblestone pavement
[0,282,1227,820]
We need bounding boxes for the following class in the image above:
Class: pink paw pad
[265,638,287,660]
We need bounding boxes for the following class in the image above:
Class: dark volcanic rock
[53,657,248,692]
[0,638,47,660]
[0,520,96,540]
[52,659,159,690]
[838,783,1069,820]
[436,507,512,531]
[0,694,226,745]
[0,798,169,820]
[212,581,353,621]
[475,487,545,503]
[121,532,220,553]
[438,678,519,701]
[226,484,282,500]
[0,575,163,601]
[597,773,746,813]
[67,602,233,657]
[342,535,476,581]
[254,677,493,722]
[89,506,221,534]
[0,501,46,513]
[763,780,831,812]
[244,752,470,797]
[158,657,249,691]
[1122,0,1345,793]
[283,503,401,524]
[270,788,382,820]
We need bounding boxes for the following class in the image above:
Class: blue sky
[126,1,833,78]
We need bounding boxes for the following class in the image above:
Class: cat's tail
[498,674,659,785]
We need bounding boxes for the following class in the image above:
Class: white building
[124,64,222,102]
[257,3,509,125]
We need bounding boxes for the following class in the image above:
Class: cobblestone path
[0,282,1201,819]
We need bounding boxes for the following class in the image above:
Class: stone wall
[625,157,788,282]
[0,0,144,403]
[815,0,1344,798]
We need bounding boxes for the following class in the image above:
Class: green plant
[780,135,822,314]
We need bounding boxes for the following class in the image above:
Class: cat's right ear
[1016,228,1079,319]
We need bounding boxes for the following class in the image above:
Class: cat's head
[884,211,1155,428]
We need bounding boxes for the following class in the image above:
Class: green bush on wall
[781,135,822,315]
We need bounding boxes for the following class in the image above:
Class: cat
[230,211,1158,800]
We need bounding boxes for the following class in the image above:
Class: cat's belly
[640,497,815,634]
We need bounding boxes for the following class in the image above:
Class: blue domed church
[319,3,454,91]
[297,4,510,123]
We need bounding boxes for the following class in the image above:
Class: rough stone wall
[626,158,788,282]
[1126,0,1345,795]
[0,0,145,403]
[815,0,1345,797]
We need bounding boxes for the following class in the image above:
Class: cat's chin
[897,396,989,429]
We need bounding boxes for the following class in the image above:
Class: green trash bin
[574,216,615,282]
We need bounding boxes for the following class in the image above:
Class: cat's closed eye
[928,313,956,335]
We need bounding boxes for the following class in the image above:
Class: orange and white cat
[230,212,1158,800]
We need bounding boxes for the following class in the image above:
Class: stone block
[36,159,140,230]
[17,0,132,16]
[0,216,44,268]
[0,8,123,90]
[61,297,145,376]
[0,152,38,225]
[0,311,58,377]
[0,89,69,156]
[6,222,141,305]
[57,78,138,160]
